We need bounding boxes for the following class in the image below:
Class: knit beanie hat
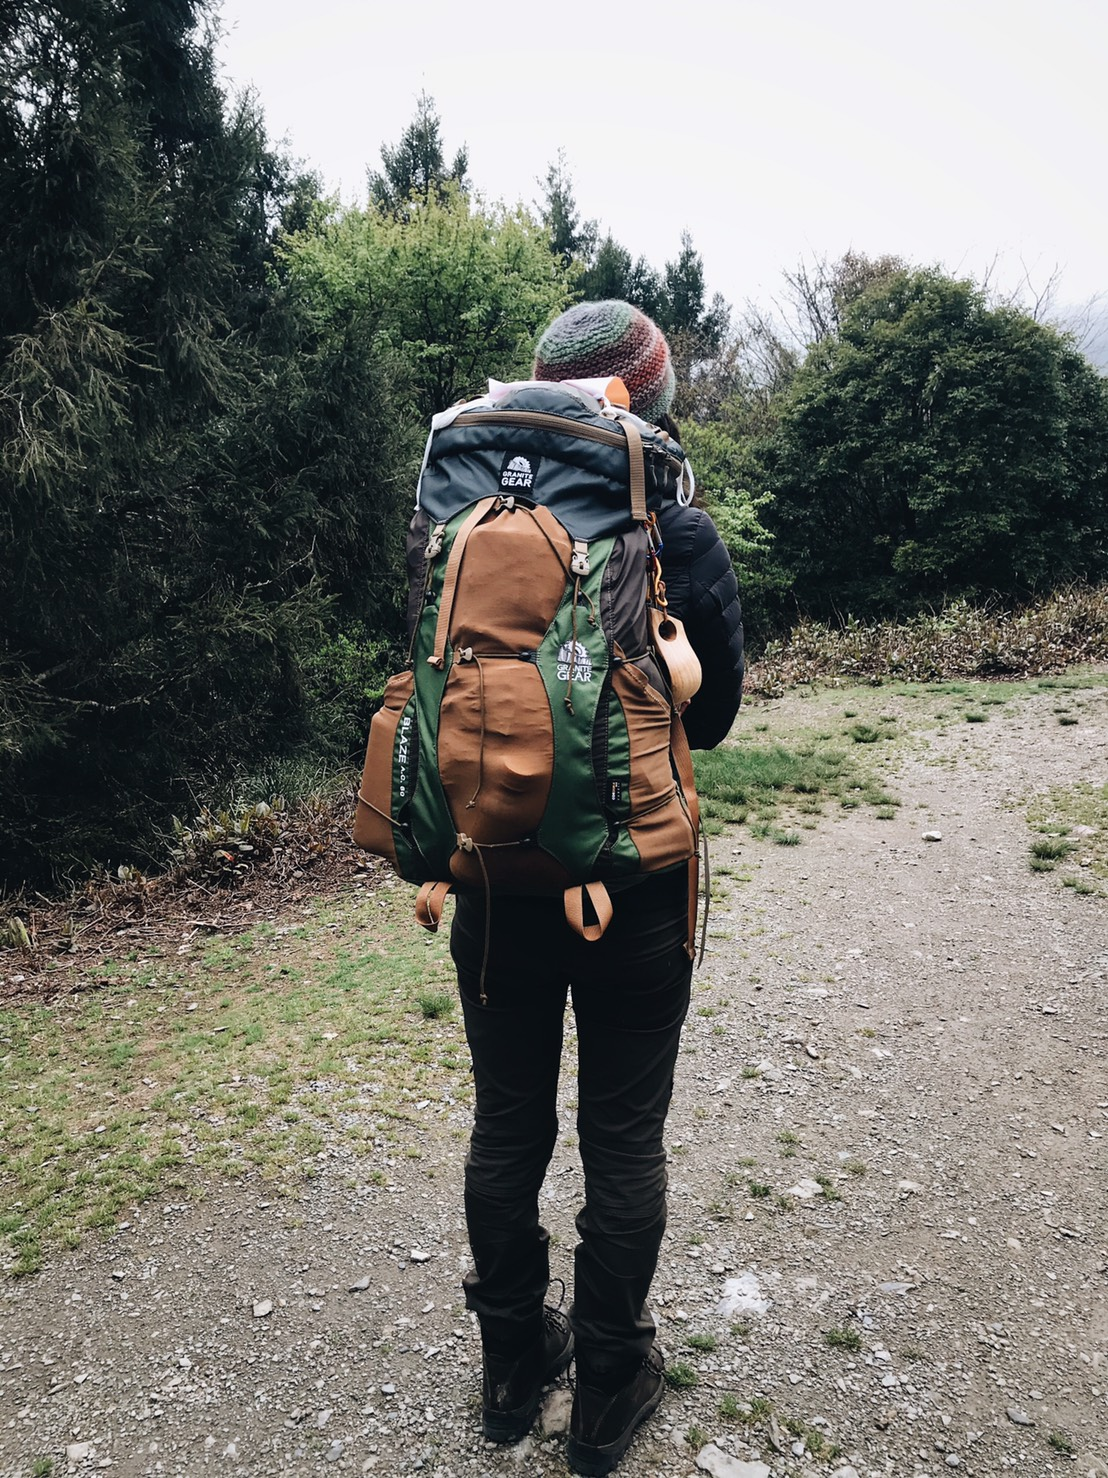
[533,300,676,423]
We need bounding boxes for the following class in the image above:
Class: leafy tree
[782,250,907,347]
[283,191,573,416]
[368,91,469,215]
[737,251,906,406]
[677,421,788,636]
[765,268,1108,616]
[539,149,596,269]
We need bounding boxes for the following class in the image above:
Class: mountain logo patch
[499,452,538,491]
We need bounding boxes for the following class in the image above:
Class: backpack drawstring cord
[698,828,711,968]
[455,832,494,1005]
[476,842,492,1004]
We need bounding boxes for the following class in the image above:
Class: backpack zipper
[458,410,630,447]
[457,410,681,469]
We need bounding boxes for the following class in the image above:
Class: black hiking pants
[450,867,692,1386]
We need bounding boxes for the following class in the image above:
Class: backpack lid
[415,381,691,538]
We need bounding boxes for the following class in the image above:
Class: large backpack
[353,379,702,954]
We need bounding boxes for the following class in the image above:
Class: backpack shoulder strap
[619,415,647,522]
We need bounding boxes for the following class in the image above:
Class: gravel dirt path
[3,679,1106,1478]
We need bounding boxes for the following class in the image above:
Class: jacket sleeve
[656,503,744,749]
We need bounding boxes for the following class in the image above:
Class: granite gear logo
[499,452,539,492]
[556,639,592,684]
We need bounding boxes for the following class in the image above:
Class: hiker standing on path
[450,302,744,1473]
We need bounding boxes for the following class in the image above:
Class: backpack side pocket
[353,671,417,865]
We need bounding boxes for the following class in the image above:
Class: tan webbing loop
[621,417,647,523]
[428,497,498,669]
[564,881,614,943]
[415,880,453,932]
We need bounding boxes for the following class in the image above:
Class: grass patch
[685,1332,719,1353]
[824,1326,862,1351]
[416,990,454,1020]
[1048,1431,1076,1455]
[1027,782,1108,886]
[1028,836,1073,868]
[664,1360,699,1390]
[694,731,894,840]
[0,888,465,1276]
[846,722,883,744]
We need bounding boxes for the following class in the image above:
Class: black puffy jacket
[656,500,744,749]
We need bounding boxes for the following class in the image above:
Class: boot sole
[565,1375,665,1475]
[482,1337,574,1444]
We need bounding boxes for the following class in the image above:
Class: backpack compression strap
[668,709,702,961]
[564,881,614,942]
[427,495,498,670]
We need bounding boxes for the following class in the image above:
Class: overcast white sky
[215,0,1106,321]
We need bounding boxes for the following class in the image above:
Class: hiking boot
[481,1305,574,1443]
[566,1345,666,1475]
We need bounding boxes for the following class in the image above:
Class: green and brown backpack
[353,379,703,952]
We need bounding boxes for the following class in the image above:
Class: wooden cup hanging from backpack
[646,520,702,708]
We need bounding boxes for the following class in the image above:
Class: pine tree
[368,92,469,215]
[0,1,411,883]
[538,150,596,269]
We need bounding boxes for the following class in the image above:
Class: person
[448,301,744,1475]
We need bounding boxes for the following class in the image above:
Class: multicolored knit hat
[533,300,676,423]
